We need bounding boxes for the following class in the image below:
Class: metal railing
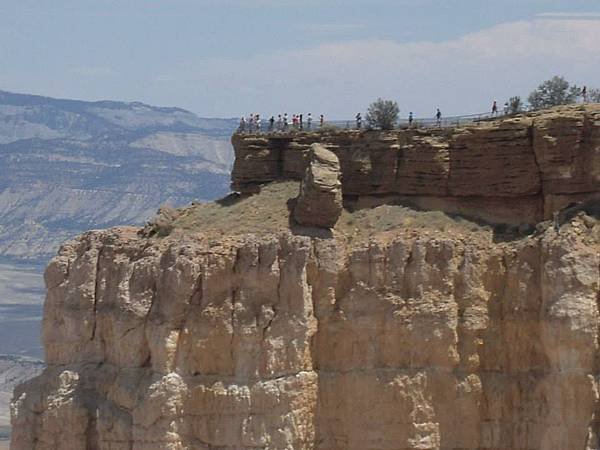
[236,110,514,134]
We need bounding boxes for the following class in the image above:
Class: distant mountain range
[0,90,238,262]
[0,355,44,430]
[0,90,239,432]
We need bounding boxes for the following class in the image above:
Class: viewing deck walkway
[238,110,515,134]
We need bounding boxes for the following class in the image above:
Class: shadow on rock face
[287,197,334,239]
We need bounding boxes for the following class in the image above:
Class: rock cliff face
[294,144,342,228]
[232,104,600,224]
[10,210,600,449]
[9,105,600,450]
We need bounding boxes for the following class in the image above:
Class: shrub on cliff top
[507,96,523,114]
[528,76,581,110]
[588,88,600,103]
[365,98,399,130]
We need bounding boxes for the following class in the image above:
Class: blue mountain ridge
[0,90,239,263]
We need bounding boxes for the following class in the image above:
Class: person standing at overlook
[408,112,413,127]
[239,116,246,132]
[269,116,275,131]
[307,113,312,130]
[283,113,289,129]
[356,113,362,129]
[435,109,442,127]
[320,114,325,127]
[491,100,498,116]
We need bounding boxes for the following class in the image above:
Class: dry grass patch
[172,182,298,238]
[337,204,492,244]
[171,181,492,243]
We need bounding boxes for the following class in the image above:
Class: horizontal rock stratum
[9,105,600,450]
[232,104,600,224]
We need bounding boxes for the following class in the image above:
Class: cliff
[9,106,600,450]
[232,104,600,224]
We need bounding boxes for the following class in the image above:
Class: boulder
[294,143,342,228]
[140,205,179,237]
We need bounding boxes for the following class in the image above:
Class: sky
[1,0,600,118]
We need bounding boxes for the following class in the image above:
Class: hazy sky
[1,0,600,118]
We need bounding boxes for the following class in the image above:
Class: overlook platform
[239,110,511,134]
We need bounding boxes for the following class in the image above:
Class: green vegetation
[365,98,400,130]
[589,88,600,103]
[507,96,523,114]
[507,77,600,112]
[528,76,581,110]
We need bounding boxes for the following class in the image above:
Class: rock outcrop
[232,104,600,224]
[10,208,600,450]
[294,144,342,228]
[9,105,600,450]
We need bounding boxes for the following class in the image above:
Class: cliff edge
[232,104,600,224]
[9,105,600,450]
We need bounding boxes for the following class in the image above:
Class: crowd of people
[239,113,325,133]
[237,107,490,132]
[239,88,594,134]
[239,110,447,132]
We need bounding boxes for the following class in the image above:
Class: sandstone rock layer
[232,105,600,224]
[10,215,600,449]
[10,105,600,450]
[294,144,342,228]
